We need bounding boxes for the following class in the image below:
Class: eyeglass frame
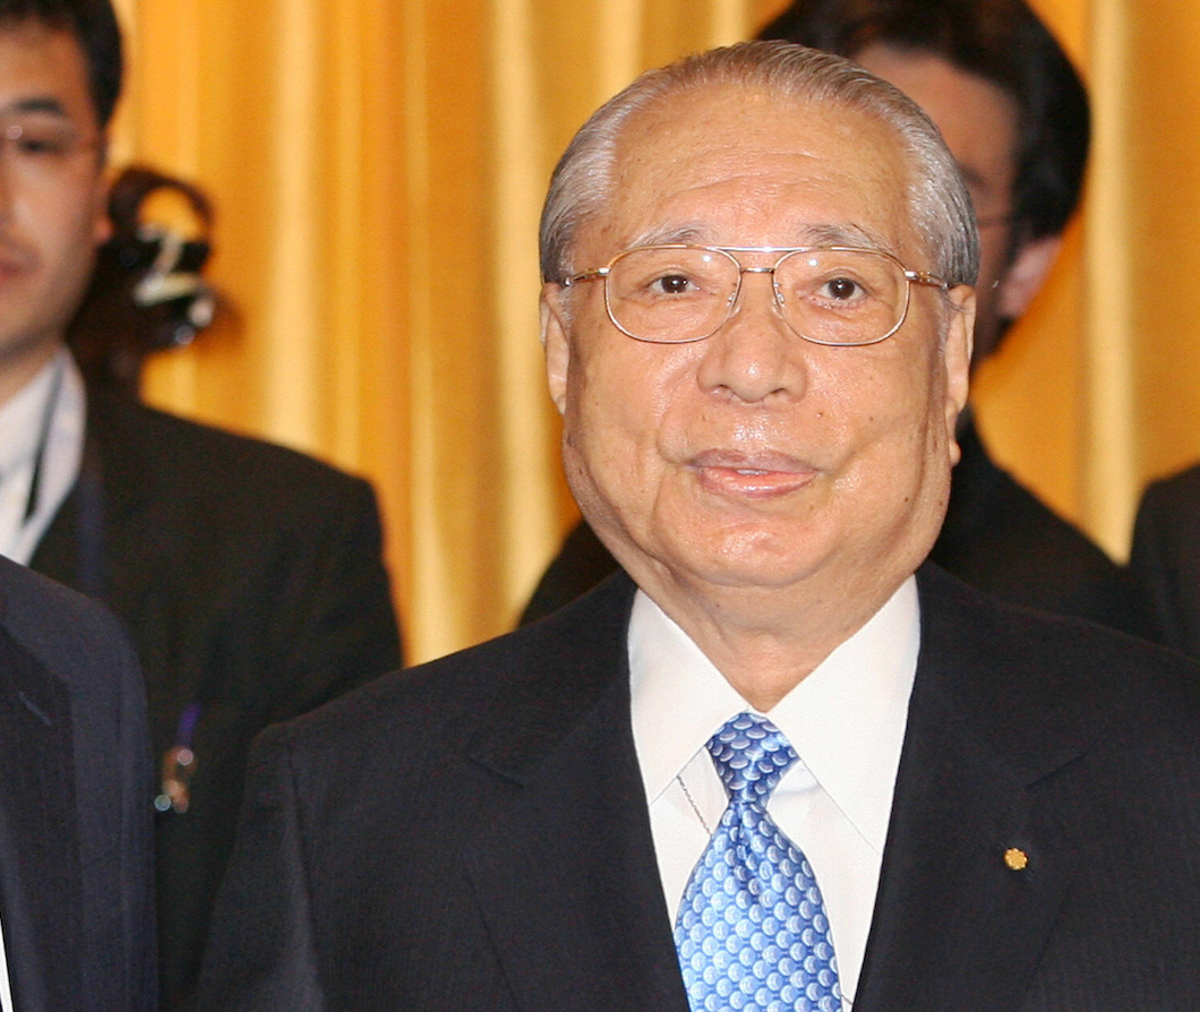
[560,243,951,347]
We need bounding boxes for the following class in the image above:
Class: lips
[688,449,818,499]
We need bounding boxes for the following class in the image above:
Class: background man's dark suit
[0,555,155,1012]
[523,420,1137,631]
[28,386,402,1007]
[1128,462,1200,657]
[199,566,1200,1011]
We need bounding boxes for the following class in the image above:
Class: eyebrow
[627,224,709,247]
[626,221,892,252]
[0,96,71,118]
[800,223,889,250]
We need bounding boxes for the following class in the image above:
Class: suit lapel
[29,388,155,615]
[462,576,690,1012]
[0,593,83,1012]
[855,566,1085,1012]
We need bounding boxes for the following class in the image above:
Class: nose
[694,269,807,404]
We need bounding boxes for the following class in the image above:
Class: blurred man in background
[523,0,1136,633]
[0,1,401,1005]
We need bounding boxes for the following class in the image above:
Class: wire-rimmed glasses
[562,244,950,346]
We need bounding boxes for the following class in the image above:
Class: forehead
[0,21,96,125]
[587,82,918,260]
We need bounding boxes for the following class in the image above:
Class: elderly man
[523,0,1138,635]
[198,43,1200,1012]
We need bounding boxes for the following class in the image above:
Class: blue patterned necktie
[675,712,842,1012]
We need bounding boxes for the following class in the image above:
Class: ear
[541,284,571,416]
[997,234,1062,319]
[942,284,974,465]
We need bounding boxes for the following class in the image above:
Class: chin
[656,521,832,590]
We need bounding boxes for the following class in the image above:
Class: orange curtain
[107,0,1199,662]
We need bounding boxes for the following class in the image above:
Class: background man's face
[543,84,973,611]
[856,44,1022,366]
[0,22,109,402]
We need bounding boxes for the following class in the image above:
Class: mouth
[687,449,819,499]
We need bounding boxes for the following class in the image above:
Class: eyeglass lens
[604,247,908,345]
[1,115,93,180]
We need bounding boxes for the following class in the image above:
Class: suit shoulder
[945,460,1118,579]
[1134,463,1200,536]
[918,565,1200,726]
[0,557,136,686]
[934,444,1128,628]
[89,394,378,529]
[1140,462,1200,506]
[92,393,373,497]
[997,476,1114,572]
[262,573,637,762]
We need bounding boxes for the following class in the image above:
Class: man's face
[542,84,972,615]
[0,22,109,403]
[855,44,1028,367]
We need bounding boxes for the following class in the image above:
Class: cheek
[569,331,695,439]
[564,339,671,484]
[22,182,102,261]
[836,345,948,474]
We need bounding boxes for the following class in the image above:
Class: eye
[649,273,698,295]
[610,247,729,308]
[817,276,865,301]
[4,122,73,158]
[18,135,64,156]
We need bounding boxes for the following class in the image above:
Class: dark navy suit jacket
[0,555,155,1012]
[199,565,1200,1011]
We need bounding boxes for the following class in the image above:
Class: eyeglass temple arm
[562,268,611,287]
[905,270,950,290]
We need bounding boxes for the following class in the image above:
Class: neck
[634,566,908,711]
[0,340,63,409]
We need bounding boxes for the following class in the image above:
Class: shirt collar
[0,349,68,478]
[629,576,920,854]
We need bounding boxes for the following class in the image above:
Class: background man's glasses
[563,244,949,346]
[1,115,103,182]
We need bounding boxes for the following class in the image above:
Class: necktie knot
[706,711,797,806]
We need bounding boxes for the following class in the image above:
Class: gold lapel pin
[1004,847,1029,871]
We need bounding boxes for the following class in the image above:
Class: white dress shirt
[629,577,920,1010]
[0,348,86,565]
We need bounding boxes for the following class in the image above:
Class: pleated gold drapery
[105,0,1200,663]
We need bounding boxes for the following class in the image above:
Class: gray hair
[539,40,979,288]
